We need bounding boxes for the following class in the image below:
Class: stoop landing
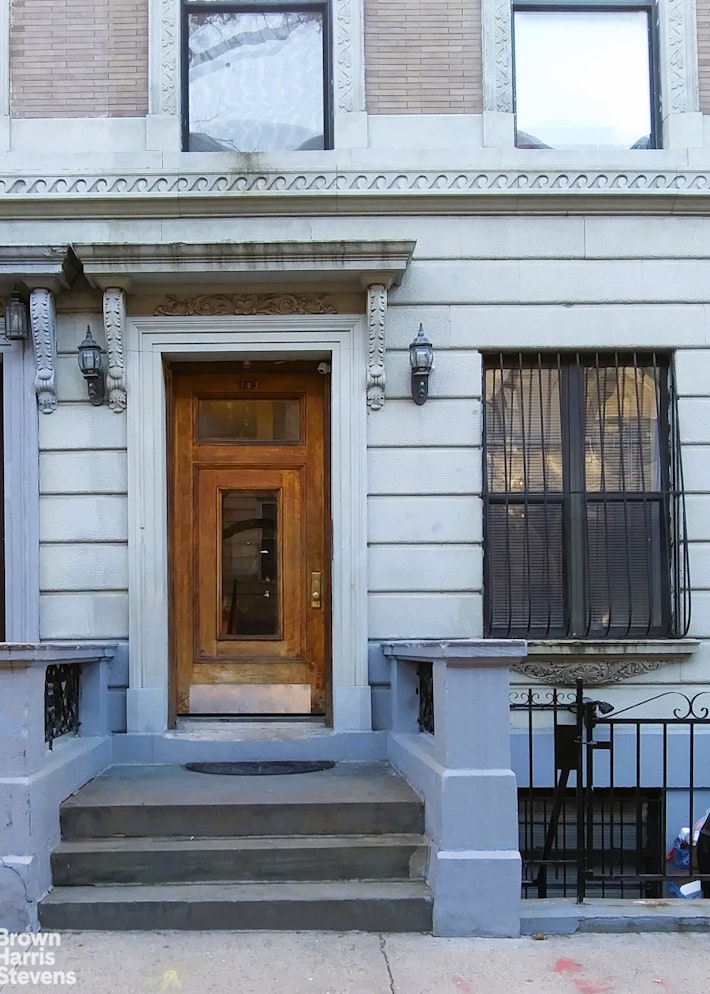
[112,722,389,765]
[58,761,425,838]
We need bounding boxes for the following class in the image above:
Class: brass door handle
[311,571,323,609]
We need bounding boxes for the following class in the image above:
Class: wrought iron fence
[416,662,434,734]
[44,663,81,749]
[512,680,710,901]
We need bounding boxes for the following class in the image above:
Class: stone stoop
[38,762,433,932]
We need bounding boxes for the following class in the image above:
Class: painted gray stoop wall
[0,643,116,931]
[385,639,526,937]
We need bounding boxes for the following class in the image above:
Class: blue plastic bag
[670,836,691,870]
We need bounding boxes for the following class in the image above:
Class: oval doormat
[184,761,336,776]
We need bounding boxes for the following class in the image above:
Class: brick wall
[699,0,710,114]
[364,0,482,115]
[10,0,148,118]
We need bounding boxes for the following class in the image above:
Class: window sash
[181,0,333,152]
[483,353,688,639]
[511,1,660,150]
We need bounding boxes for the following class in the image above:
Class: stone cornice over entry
[71,240,415,290]
[71,239,416,412]
[0,240,414,416]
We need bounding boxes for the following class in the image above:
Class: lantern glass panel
[4,296,28,339]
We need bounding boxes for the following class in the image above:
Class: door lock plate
[311,571,323,609]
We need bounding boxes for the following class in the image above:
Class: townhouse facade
[1,0,710,933]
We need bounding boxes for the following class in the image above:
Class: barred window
[483,353,689,639]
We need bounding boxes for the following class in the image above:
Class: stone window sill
[512,639,699,685]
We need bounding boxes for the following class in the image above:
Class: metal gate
[513,680,710,901]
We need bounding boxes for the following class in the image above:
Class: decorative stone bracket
[366,283,387,411]
[513,639,699,686]
[29,289,57,414]
[103,288,127,412]
[0,246,78,413]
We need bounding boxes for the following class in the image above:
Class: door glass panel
[221,490,279,637]
[198,399,301,442]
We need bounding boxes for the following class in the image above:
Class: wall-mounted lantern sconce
[77,326,105,406]
[4,292,29,341]
[409,324,434,405]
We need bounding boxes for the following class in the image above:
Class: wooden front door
[170,364,330,717]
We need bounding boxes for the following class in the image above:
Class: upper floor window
[182,0,332,152]
[512,1,658,149]
[483,353,689,639]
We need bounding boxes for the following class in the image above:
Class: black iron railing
[44,664,81,749]
[513,680,710,901]
[417,662,434,734]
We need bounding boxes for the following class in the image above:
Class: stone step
[60,763,424,839]
[51,834,429,885]
[39,880,433,932]
[61,800,424,840]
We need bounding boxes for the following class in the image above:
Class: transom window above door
[182,0,332,152]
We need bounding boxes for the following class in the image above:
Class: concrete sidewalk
[0,930,703,994]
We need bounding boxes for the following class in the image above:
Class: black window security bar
[44,664,81,749]
[483,352,690,639]
[513,682,710,901]
[416,662,434,734]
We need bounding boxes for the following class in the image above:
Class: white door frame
[125,315,370,732]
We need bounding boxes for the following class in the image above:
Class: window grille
[483,352,690,638]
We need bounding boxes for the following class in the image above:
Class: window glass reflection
[584,365,661,492]
[188,11,324,152]
[514,10,652,149]
[221,490,279,638]
[198,399,301,443]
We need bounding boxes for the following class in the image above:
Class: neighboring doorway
[169,363,330,718]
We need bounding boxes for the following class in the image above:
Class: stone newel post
[385,639,527,937]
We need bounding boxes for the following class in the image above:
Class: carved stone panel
[512,639,697,685]
[158,0,178,116]
[335,0,359,113]
[153,293,338,317]
[29,289,57,414]
[664,0,700,114]
[511,658,671,686]
[103,288,127,412]
[482,0,513,113]
[366,284,386,411]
